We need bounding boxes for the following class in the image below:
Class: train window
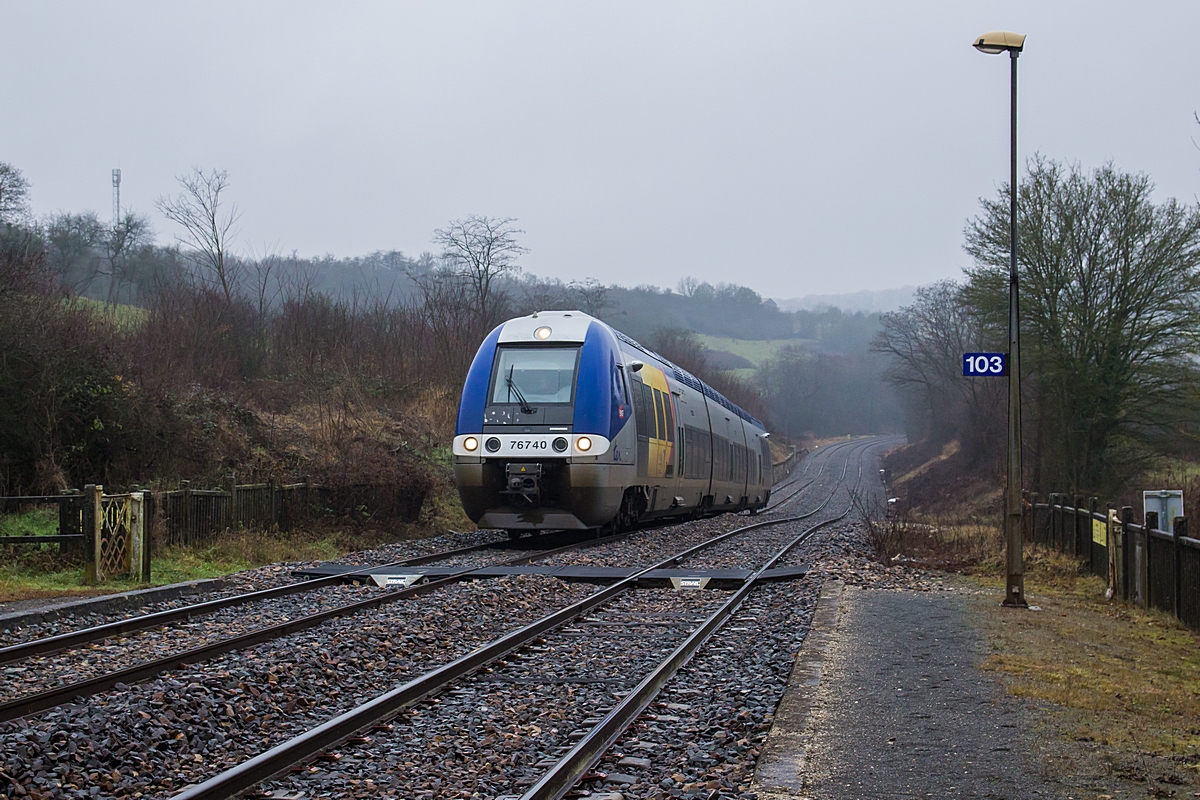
[653,390,666,440]
[633,379,650,438]
[665,394,676,444]
[640,383,655,437]
[490,347,579,405]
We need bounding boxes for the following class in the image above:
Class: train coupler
[502,462,544,505]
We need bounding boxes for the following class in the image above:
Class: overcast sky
[4,1,1199,299]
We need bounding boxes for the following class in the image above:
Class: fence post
[1089,497,1098,572]
[1173,516,1186,623]
[228,471,238,532]
[1053,494,1062,551]
[181,480,192,546]
[1144,511,1158,609]
[1120,506,1133,601]
[142,490,154,581]
[129,492,145,583]
[1107,506,1118,597]
[91,484,104,582]
[1072,495,1082,556]
[82,485,97,584]
[1057,493,1065,551]
[1029,492,1039,542]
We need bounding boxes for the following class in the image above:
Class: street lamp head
[973,30,1026,55]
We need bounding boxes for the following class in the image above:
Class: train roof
[498,311,766,430]
[609,327,765,430]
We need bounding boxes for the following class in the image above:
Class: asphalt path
[754,583,1062,799]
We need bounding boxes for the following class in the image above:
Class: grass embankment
[0,493,472,605]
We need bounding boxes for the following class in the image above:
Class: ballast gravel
[0,575,594,799]
[0,438,909,800]
[0,529,507,647]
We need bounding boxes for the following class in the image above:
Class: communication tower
[112,169,121,228]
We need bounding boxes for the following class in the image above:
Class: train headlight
[534,326,552,340]
[485,437,501,452]
[575,436,592,452]
[463,436,479,452]
[553,437,568,452]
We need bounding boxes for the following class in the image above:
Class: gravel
[0,576,595,799]
[260,588,731,799]
[0,529,510,648]
[0,437,907,800]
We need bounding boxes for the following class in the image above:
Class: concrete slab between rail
[0,577,228,633]
[293,563,808,588]
[751,580,844,798]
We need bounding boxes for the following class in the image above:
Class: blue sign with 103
[963,352,1007,376]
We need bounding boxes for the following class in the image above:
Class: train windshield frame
[489,346,581,405]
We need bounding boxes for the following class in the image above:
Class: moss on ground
[972,569,1200,759]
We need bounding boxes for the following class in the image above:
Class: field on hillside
[694,335,793,365]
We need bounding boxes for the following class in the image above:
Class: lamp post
[974,30,1027,608]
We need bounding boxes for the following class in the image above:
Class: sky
[3,1,1199,299]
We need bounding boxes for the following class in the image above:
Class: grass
[0,510,465,604]
[72,296,148,332]
[0,529,363,603]
[693,335,801,379]
[0,509,58,537]
[969,561,1200,762]
[899,519,1200,780]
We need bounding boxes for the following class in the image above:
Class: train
[452,310,771,536]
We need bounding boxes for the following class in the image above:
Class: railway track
[760,437,862,513]
[167,438,882,800]
[0,531,641,722]
[0,437,895,800]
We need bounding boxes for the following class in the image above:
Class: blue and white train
[453,311,771,535]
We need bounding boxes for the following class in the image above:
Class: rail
[524,444,867,800]
[0,532,635,723]
[169,439,872,800]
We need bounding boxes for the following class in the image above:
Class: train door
[735,418,752,505]
[631,363,676,513]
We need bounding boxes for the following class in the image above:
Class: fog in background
[4,1,1199,299]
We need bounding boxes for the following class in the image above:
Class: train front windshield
[491,348,579,405]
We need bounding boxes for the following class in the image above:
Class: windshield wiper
[506,366,535,415]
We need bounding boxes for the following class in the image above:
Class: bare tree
[103,211,154,304]
[872,280,1004,457]
[570,278,611,317]
[0,162,32,226]
[517,274,570,313]
[244,243,287,321]
[676,275,700,297]
[156,168,241,304]
[433,215,526,331]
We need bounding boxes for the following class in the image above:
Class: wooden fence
[1030,493,1200,629]
[1,488,149,583]
[156,478,331,546]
